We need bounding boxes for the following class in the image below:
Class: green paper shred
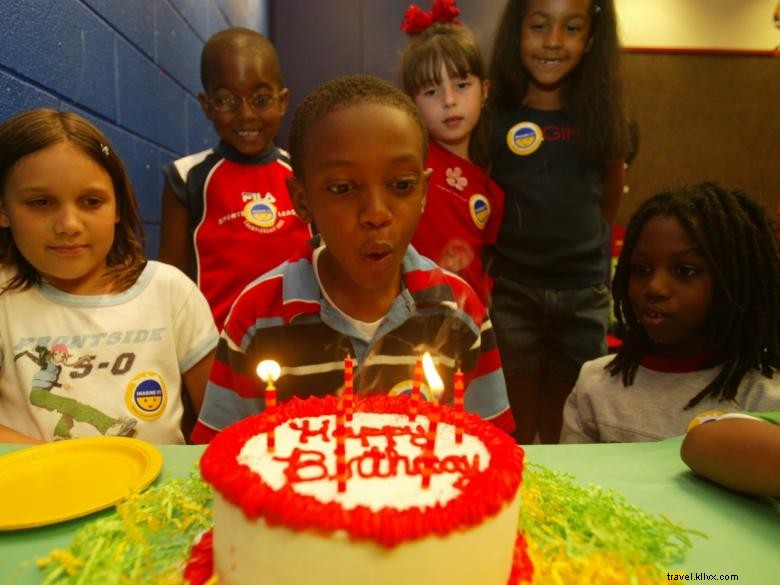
[520,463,705,570]
[37,474,212,585]
[35,463,704,584]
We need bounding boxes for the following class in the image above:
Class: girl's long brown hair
[0,109,146,293]
[400,23,491,168]
[488,0,629,163]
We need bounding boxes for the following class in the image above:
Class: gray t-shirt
[561,354,780,443]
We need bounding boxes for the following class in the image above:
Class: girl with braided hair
[561,182,780,443]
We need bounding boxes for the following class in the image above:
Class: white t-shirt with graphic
[0,261,218,444]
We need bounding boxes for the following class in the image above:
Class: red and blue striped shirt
[192,241,514,443]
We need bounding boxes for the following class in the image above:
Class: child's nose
[54,205,81,234]
[359,188,391,228]
[54,205,83,234]
[644,271,671,299]
[235,97,258,118]
[543,26,564,48]
[442,85,456,107]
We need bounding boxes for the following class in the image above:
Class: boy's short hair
[200,27,283,90]
[288,75,429,177]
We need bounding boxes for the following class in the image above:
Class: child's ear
[481,79,490,106]
[198,93,214,121]
[420,168,433,213]
[277,88,290,117]
[0,201,9,228]
[287,177,312,223]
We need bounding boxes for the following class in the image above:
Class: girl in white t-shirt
[0,109,218,444]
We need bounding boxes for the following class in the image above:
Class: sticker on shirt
[125,372,168,421]
[215,192,298,234]
[446,166,468,191]
[439,238,474,272]
[389,379,436,401]
[506,121,543,156]
[243,192,279,229]
[469,194,491,229]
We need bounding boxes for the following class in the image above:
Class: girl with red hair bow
[399,0,505,308]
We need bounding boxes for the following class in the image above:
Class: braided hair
[609,182,780,408]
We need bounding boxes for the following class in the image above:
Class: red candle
[454,368,465,444]
[409,355,423,419]
[421,353,443,489]
[335,397,347,493]
[257,360,281,453]
[344,354,354,422]
[422,402,440,489]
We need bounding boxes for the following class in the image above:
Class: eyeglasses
[207,93,280,113]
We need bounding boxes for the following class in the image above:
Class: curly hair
[288,75,428,178]
[609,182,780,408]
[399,22,490,168]
[0,109,146,293]
[488,0,628,163]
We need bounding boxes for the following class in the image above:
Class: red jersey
[412,140,505,305]
[163,143,312,329]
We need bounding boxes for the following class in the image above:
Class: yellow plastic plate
[0,436,162,530]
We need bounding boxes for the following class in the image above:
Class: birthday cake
[198,394,526,585]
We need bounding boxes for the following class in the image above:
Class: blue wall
[0,0,267,257]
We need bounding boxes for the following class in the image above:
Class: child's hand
[681,415,780,497]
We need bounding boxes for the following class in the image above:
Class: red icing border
[200,395,524,548]
[183,530,213,585]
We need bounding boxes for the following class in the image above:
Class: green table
[1,439,778,584]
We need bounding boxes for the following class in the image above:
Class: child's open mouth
[361,244,393,263]
[364,251,391,262]
[640,308,670,327]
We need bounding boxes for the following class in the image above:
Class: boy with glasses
[159,27,311,330]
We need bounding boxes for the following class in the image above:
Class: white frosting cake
[200,395,525,585]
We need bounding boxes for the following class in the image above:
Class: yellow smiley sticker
[388,379,435,401]
[506,121,543,156]
[469,194,491,229]
[243,197,278,228]
[125,372,168,420]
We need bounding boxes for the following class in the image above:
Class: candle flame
[421,352,444,398]
[256,360,281,382]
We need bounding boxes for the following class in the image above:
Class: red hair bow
[401,0,461,36]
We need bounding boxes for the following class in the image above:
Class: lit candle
[344,354,354,422]
[257,360,281,453]
[421,352,444,489]
[409,354,423,419]
[454,368,465,444]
